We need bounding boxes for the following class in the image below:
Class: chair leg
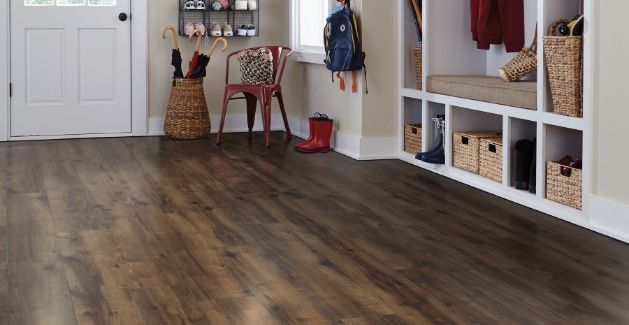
[261,96,272,148]
[276,92,292,140]
[216,88,231,145]
[245,93,257,138]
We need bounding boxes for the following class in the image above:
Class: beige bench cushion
[427,75,537,110]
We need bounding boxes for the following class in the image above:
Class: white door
[10,0,131,137]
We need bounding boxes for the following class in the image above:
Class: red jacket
[471,0,524,53]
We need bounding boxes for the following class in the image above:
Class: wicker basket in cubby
[413,44,423,90]
[479,138,503,182]
[453,131,503,174]
[546,161,583,210]
[404,124,422,154]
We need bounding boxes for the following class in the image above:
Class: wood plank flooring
[1,133,629,324]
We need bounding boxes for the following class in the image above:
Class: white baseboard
[287,116,398,161]
[148,114,289,136]
[588,195,629,243]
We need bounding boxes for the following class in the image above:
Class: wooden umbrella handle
[161,26,179,49]
[188,30,204,52]
[208,37,228,57]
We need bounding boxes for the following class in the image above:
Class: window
[290,0,334,64]
[25,0,116,6]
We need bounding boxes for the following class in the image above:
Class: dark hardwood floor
[1,133,629,324]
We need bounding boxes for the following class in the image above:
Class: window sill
[292,50,326,65]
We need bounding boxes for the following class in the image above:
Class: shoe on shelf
[247,0,257,10]
[211,1,223,11]
[514,139,535,191]
[196,0,206,10]
[529,138,537,194]
[183,0,196,10]
[184,23,195,36]
[210,22,222,37]
[237,25,248,36]
[222,23,233,37]
[195,23,206,35]
[246,24,256,36]
[235,0,248,10]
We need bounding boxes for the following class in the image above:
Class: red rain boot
[296,117,333,153]
[294,117,316,151]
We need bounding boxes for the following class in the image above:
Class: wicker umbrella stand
[164,78,211,140]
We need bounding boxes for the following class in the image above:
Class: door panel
[11,0,131,137]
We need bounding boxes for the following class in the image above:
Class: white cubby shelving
[397,0,593,228]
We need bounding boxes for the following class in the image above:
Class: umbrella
[185,29,205,79]
[161,26,184,79]
[190,37,228,79]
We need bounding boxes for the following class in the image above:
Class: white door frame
[0,0,148,141]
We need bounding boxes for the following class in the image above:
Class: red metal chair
[216,46,294,147]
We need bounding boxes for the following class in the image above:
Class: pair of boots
[415,115,446,165]
[295,113,333,153]
[515,138,536,194]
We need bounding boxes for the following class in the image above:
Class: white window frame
[290,0,335,65]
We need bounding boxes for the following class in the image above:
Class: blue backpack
[324,0,368,93]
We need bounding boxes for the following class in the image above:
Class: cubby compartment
[451,107,503,174]
[544,125,583,209]
[402,0,423,90]
[402,97,423,154]
[425,0,538,109]
[508,118,538,193]
[423,102,445,153]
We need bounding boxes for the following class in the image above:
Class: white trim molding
[149,114,295,136]
[589,195,629,243]
[0,0,9,141]
[131,0,149,136]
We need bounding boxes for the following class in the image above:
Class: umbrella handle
[208,37,228,57]
[188,29,204,53]
[161,26,179,49]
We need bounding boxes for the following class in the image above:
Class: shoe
[295,118,317,151]
[235,0,248,10]
[211,1,223,11]
[515,139,535,190]
[247,0,257,10]
[195,23,206,35]
[196,0,206,10]
[246,25,256,36]
[420,133,445,164]
[222,23,233,37]
[237,25,248,36]
[184,0,196,10]
[210,22,222,37]
[184,23,195,36]
[416,115,445,161]
[529,138,537,194]
[296,116,333,153]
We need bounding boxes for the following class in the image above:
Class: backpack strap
[336,71,346,91]
[351,71,358,93]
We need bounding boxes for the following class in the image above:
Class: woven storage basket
[165,78,211,140]
[544,20,583,117]
[413,44,422,90]
[479,138,503,182]
[546,161,583,210]
[499,27,537,82]
[404,124,422,154]
[453,131,503,174]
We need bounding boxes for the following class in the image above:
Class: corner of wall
[0,0,9,141]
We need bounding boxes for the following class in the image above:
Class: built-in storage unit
[398,0,592,228]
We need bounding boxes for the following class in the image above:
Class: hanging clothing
[471,0,525,53]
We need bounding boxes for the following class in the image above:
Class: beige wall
[148,0,288,118]
[593,0,629,205]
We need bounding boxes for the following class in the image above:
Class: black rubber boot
[421,133,445,165]
[515,139,535,190]
[529,138,537,194]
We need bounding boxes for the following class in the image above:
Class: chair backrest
[226,46,294,85]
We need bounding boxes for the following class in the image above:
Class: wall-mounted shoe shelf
[397,0,594,232]
[178,0,260,37]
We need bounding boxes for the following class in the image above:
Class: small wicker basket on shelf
[479,138,503,183]
[412,44,422,90]
[404,124,422,154]
[546,161,583,210]
[165,78,211,140]
[453,131,503,174]
[544,19,583,118]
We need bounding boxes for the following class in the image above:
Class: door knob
[119,12,128,22]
